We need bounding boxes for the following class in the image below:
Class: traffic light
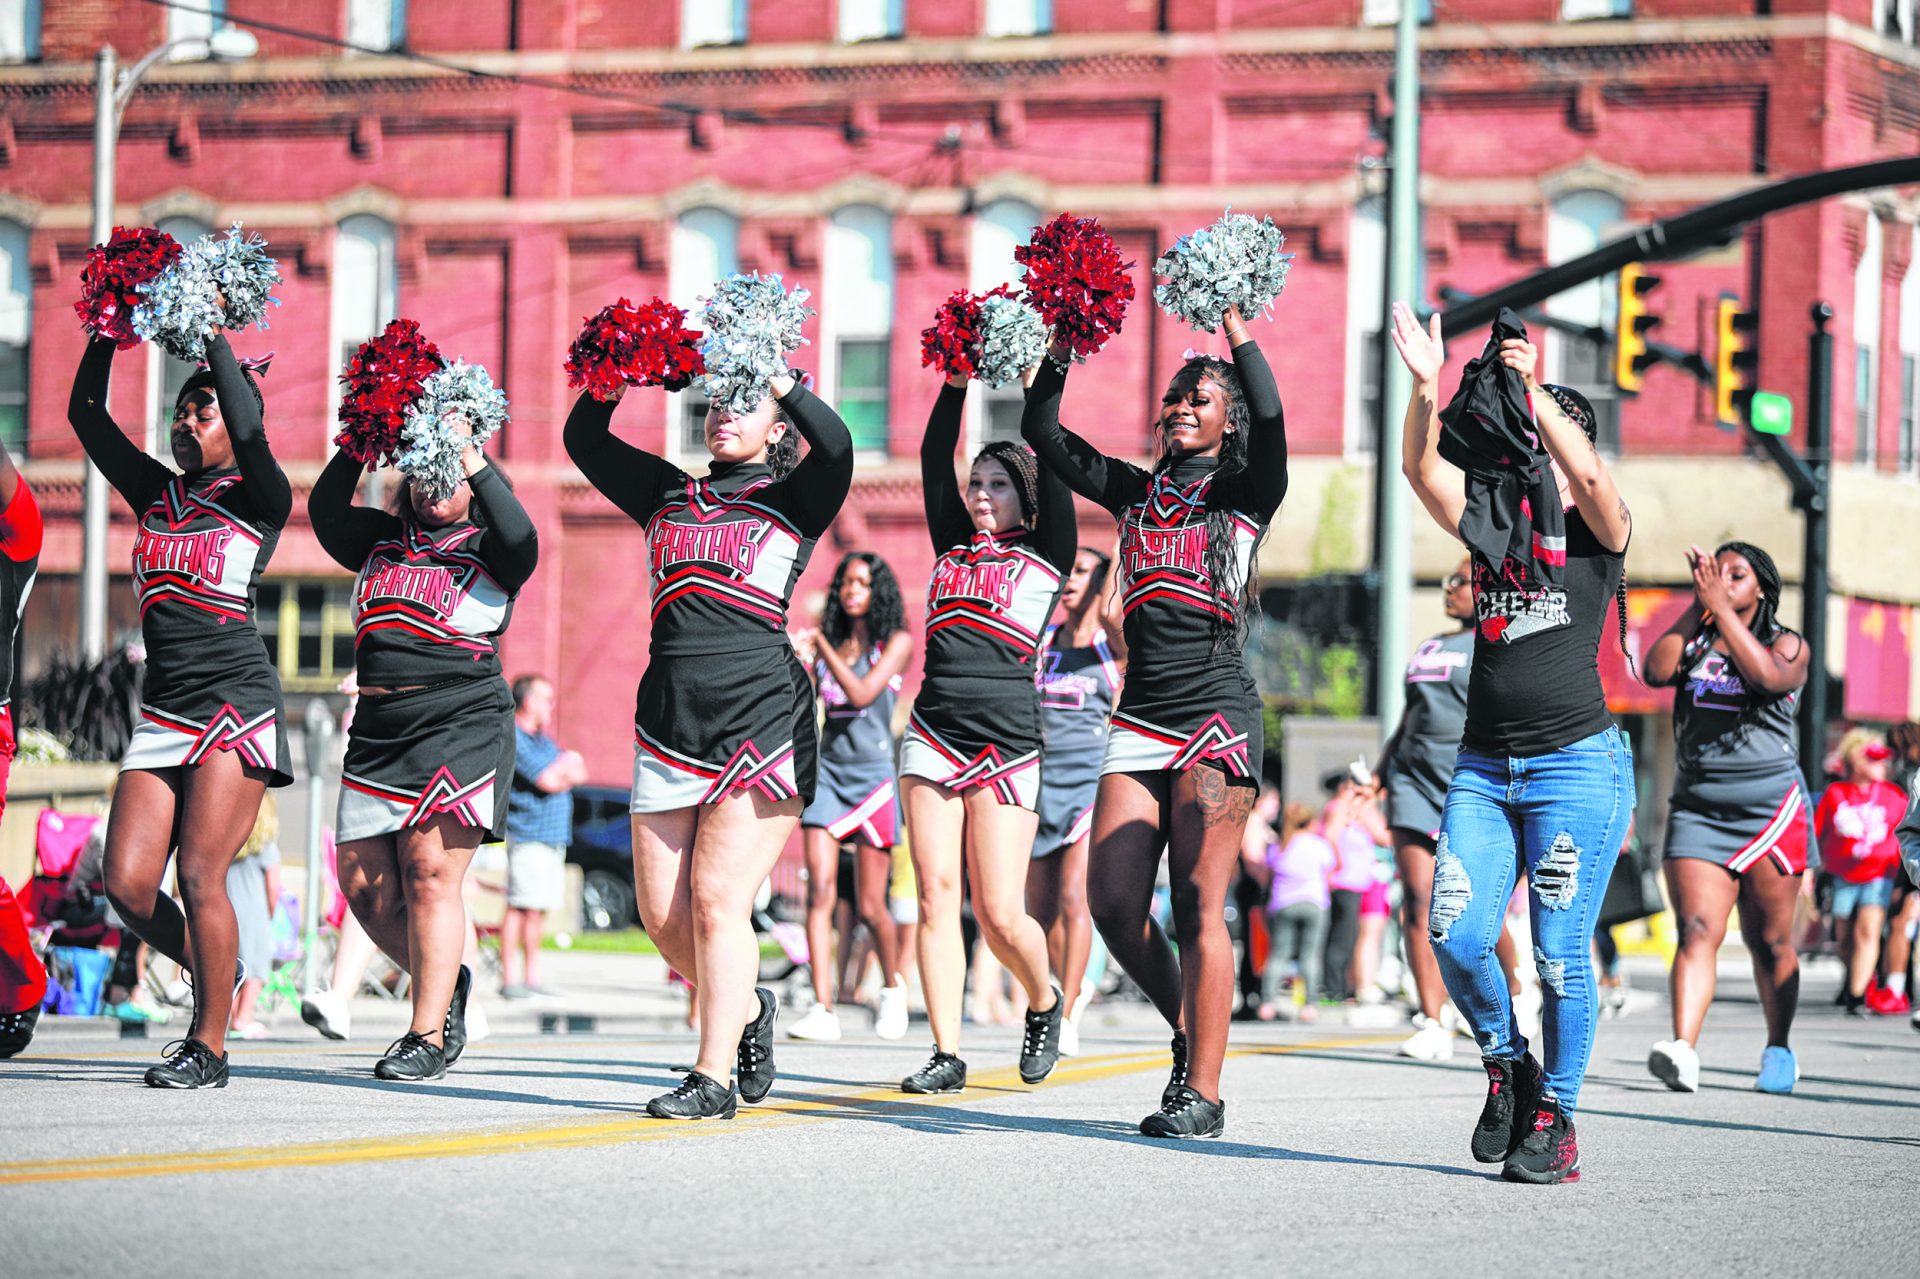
[1714,295,1759,427]
[1614,263,1661,394]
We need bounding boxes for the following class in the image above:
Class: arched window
[149,215,212,455]
[329,214,398,440]
[670,207,740,456]
[1345,197,1386,458]
[0,220,29,455]
[1545,190,1624,450]
[969,198,1041,443]
[824,205,893,455]
[1854,213,1884,466]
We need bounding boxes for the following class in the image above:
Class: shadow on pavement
[1578,1107,1920,1148]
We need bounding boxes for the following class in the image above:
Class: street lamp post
[82,28,259,663]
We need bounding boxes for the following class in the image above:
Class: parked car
[568,784,635,930]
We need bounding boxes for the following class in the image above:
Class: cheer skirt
[337,678,516,842]
[123,656,292,788]
[1033,747,1101,857]
[631,647,817,813]
[1101,660,1262,785]
[1664,770,1812,876]
[801,751,900,849]
[899,672,1042,810]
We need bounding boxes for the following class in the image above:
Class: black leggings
[1321,889,1362,1002]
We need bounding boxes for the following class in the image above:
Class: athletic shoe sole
[1139,1123,1225,1140]
[1647,1047,1696,1093]
[1502,1161,1581,1185]
[300,1000,346,1041]
[143,1072,228,1089]
[901,1080,965,1095]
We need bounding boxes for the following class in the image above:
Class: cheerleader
[788,551,914,1042]
[0,436,42,1060]
[1021,304,1288,1138]
[1029,546,1124,1058]
[896,372,1075,1095]
[68,333,293,1088]
[565,372,851,1120]
[309,417,536,1080]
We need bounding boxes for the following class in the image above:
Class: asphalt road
[3,958,1915,1277]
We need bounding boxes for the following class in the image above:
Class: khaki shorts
[505,839,567,912]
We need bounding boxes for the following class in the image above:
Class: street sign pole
[1797,304,1833,789]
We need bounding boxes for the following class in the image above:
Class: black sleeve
[306,448,399,572]
[562,391,684,526]
[1019,359,1147,515]
[1231,339,1289,518]
[468,463,539,592]
[205,335,291,528]
[67,337,173,512]
[920,382,974,554]
[1032,438,1079,573]
[773,381,853,538]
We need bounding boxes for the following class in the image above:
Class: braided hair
[1540,382,1637,676]
[974,440,1041,528]
[1680,540,1796,730]
[1153,355,1261,653]
[820,551,907,651]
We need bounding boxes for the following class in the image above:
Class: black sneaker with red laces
[1503,1096,1581,1184]
[1471,1052,1541,1163]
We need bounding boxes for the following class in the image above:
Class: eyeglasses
[1443,574,1469,590]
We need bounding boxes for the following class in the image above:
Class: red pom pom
[1014,213,1135,359]
[565,297,706,401]
[919,289,984,380]
[73,226,183,349]
[335,319,444,466]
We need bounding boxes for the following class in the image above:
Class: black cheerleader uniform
[898,384,1077,811]
[564,386,852,812]
[1382,627,1475,839]
[800,644,903,848]
[309,450,538,842]
[1021,342,1288,784]
[69,336,293,786]
[1032,623,1120,856]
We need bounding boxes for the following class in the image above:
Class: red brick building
[2,0,1917,783]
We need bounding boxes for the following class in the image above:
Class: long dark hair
[1541,381,1637,676]
[1152,355,1260,652]
[821,551,906,650]
[1681,540,1799,728]
[766,404,800,480]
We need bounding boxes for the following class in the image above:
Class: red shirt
[1814,780,1906,884]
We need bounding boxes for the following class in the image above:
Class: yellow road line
[0,1035,1390,1186]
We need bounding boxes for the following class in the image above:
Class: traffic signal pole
[1798,304,1834,789]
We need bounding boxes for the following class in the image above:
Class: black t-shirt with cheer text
[1464,507,1624,758]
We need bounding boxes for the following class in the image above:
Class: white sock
[1885,974,1907,997]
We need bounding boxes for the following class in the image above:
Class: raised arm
[1388,304,1467,541]
[562,389,683,526]
[468,461,539,593]
[1680,543,1809,697]
[1021,352,1144,513]
[68,337,172,511]
[307,448,398,572]
[1224,306,1288,517]
[1032,434,1079,573]
[920,377,975,553]
[1502,336,1630,553]
[770,374,853,539]
[205,335,291,528]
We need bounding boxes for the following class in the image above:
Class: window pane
[841,398,889,454]
[840,339,887,388]
[681,392,710,456]
[984,390,1024,444]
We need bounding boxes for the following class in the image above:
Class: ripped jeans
[1430,725,1635,1111]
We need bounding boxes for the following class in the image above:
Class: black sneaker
[1163,1030,1190,1106]
[736,987,777,1104]
[143,1037,229,1089]
[0,1002,40,1059]
[901,1050,967,1094]
[1843,992,1867,1017]
[647,1070,738,1120]
[1502,1096,1581,1184]
[443,965,473,1066]
[1471,1053,1541,1163]
[1140,1084,1226,1139]
[1019,985,1065,1084]
[374,1031,447,1081]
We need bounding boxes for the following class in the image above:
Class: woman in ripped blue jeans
[1388,302,1637,1185]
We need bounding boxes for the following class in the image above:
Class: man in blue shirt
[504,675,588,997]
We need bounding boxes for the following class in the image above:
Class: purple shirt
[1329,824,1377,893]
[1267,832,1336,913]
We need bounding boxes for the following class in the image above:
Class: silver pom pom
[133,223,283,362]
[1152,211,1292,334]
[396,360,509,505]
[698,272,813,419]
[974,292,1047,389]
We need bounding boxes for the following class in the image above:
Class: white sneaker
[1355,984,1387,1006]
[300,988,351,1041]
[787,1004,842,1041]
[1648,1038,1700,1092]
[1399,1018,1456,1062]
[873,984,908,1041]
[1058,1017,1080,1059]
[464,998,490,1045]
[1754,1045,1797,1095]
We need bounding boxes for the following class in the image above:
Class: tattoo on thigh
[1192,766,1254,829]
